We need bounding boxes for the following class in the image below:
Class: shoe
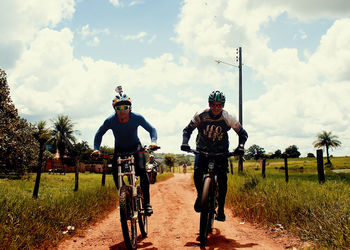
[145,204,153,216]
[194,197,201,213]
[215,209,226,222]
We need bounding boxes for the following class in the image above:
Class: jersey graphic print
[203,124,223,141]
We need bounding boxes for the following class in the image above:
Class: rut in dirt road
[57,173,303,249]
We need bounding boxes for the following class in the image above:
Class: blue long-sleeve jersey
[94,112,157,151]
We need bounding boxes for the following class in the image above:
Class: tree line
[245,131,341,164]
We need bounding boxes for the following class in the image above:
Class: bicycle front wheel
[199,177,212,246]
[137,185,148,238]
[119,185,137,249]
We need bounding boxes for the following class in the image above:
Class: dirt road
[58,173,305,249]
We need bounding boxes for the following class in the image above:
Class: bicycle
[182,148,239,246]
[92,145,160,250]
[145,162,157,184]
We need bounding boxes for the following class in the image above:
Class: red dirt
[57,173,308,249]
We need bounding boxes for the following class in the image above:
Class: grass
[156,172,174,182]
[226,156,350,249]
[0,171,174,249]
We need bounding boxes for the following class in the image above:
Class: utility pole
[236,47,243,173]
[215,47,244,173]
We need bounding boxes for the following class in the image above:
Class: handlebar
[182,148,240,158]
[91,145,160,159]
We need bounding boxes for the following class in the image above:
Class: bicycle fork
[117,156,138,220]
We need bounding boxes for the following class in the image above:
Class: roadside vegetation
[226,156,350,249]
[0,171,173,249]
[0,173,117,249]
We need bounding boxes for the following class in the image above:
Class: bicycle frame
[182,148,239,246]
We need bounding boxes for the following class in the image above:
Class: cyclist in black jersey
[181,90,248,221]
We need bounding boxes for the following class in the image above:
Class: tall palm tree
[313,131,341,164]
[33,121,51,198]
[50,115,77,174]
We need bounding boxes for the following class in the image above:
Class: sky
[1,0,350,157]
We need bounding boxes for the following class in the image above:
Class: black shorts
[194,154,228,174]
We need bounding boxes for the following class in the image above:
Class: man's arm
[222,111,248,146]
[94,119,110,150]
[139,115,157,143]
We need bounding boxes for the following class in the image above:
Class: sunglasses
[210,103,223,108]
[115,105,130,111]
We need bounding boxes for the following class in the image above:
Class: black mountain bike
[183,148,239,246]
[116,145,160,249]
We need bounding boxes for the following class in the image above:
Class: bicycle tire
[151,173,156,184]
[137,185,148,238]
[199,177,212,246]
[119,185,137,249]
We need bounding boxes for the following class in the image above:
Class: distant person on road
[180,90,248,221]
[182,163,187,174]
[146,155,159,173]
[92,86,158,216]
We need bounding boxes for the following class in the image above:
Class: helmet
[112,86,132,108]
[150,155,155,159]
[208,90,225,103]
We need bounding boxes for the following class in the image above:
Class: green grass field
[226,156,350,249]
[1,156,349,249]
[0,172,173,249]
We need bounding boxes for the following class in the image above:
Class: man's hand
[181,144,191,152]
[233,144,245,156]
[91,150,101,158]
[149,143,160,151]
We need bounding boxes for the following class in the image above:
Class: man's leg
[216,171,228,221]
[111,161,119,189]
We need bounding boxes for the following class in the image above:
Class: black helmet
[208,90,225,103]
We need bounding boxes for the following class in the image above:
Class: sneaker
[194,197,201,213]
[145,204,153,216]
[215,209,226,222]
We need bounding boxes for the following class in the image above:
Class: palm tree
[33,121,51,198]
[50,115,77,174]
[313,131,341,164]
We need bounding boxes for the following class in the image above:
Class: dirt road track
[57,173,306,249]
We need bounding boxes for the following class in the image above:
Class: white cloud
[129,1,143,7]
[3,0,350,157]
[122,32,148,42]
[0,0,76,70]
[79,24,110,39]
[148,35,157,43]
[153,94,172,104]
[78,24,109,47]
[109,0,121,7]
[87,36,100,47]
[173,0,350,156]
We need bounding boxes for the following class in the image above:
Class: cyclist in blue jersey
[181,90,248,221]
[92,86,158,216]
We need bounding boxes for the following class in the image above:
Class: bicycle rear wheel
[137,185,148,238]
[119,185,137,249]
[199,177,212,246]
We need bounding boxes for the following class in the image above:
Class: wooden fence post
[74,158,79,191]
[262,158,266,178]
[283,154,289,183]
[238,156,243,173]
[316,149,325,183]
[101,158,107,186]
